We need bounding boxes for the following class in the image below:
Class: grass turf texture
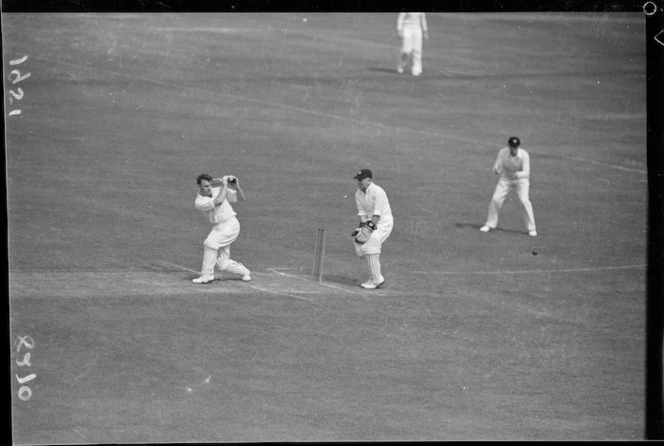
[7,12,646,442]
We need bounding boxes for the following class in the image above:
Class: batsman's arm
[233,183,246,201]
[212,181,230,207]
[210,177,226,187]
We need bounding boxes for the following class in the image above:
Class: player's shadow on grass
[367,67,401,75]
[454,223,527,236]
[322,274,360,287]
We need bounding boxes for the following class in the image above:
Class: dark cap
[353,168,372,180]
[508,136,521,148]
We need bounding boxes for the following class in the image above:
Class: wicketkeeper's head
[508,136,520,148]
[353,169,372,181]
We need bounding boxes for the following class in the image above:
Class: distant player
[192,173,251,284]
[352,169,394,289]
[480,137,537,236]
[397,12,429,76]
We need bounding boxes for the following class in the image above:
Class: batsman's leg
[193,246,217,283]
[216,246,251,281]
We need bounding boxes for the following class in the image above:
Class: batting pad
[215,246,250,275]
[201,246,218,277]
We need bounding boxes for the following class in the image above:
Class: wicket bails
[312,228,326,283]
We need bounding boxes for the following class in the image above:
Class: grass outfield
[6,12,646,441]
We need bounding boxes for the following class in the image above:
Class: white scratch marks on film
[71,354,100,382]
[414,203,434,214]
[73,429,87,440]
[185,375,212,393]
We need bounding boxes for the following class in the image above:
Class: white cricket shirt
[397,12,428,32]
[195,187,238,224]
[355,182,393,221]
[494,147,531,180]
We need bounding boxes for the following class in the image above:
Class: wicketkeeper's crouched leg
[354,232,383,257]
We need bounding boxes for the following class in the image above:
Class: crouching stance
[352,169,394,289]
[480,136,537,236]
[193,173,251,284]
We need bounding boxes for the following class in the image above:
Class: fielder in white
[192,173,251,284]
[480,137,537,236]
[353,169,394,289]
[397,12,429,76]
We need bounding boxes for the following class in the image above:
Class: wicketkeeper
[351,169,394,289]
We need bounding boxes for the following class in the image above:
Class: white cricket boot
[361,277,385,289]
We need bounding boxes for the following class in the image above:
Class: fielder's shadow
[454,223,527,236]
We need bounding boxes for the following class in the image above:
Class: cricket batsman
[192,173,251,283]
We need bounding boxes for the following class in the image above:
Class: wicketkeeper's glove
[352,221,376,244]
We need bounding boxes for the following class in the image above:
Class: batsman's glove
[352,221,376,244]
[222,175,238,186]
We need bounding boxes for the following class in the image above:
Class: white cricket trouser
[398,27,423,74]
[200,217,249,278]
[485,177,536,232]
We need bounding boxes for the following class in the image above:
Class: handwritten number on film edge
[8,56,30,117]
[16,336,35,401]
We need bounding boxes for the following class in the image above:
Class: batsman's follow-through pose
[351,169,394,289]
[193,173,251,284]
[480,137,537,236]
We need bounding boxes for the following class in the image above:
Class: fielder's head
[196,173,213,197]
[508,136,520,156]
[354,168,373,191]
